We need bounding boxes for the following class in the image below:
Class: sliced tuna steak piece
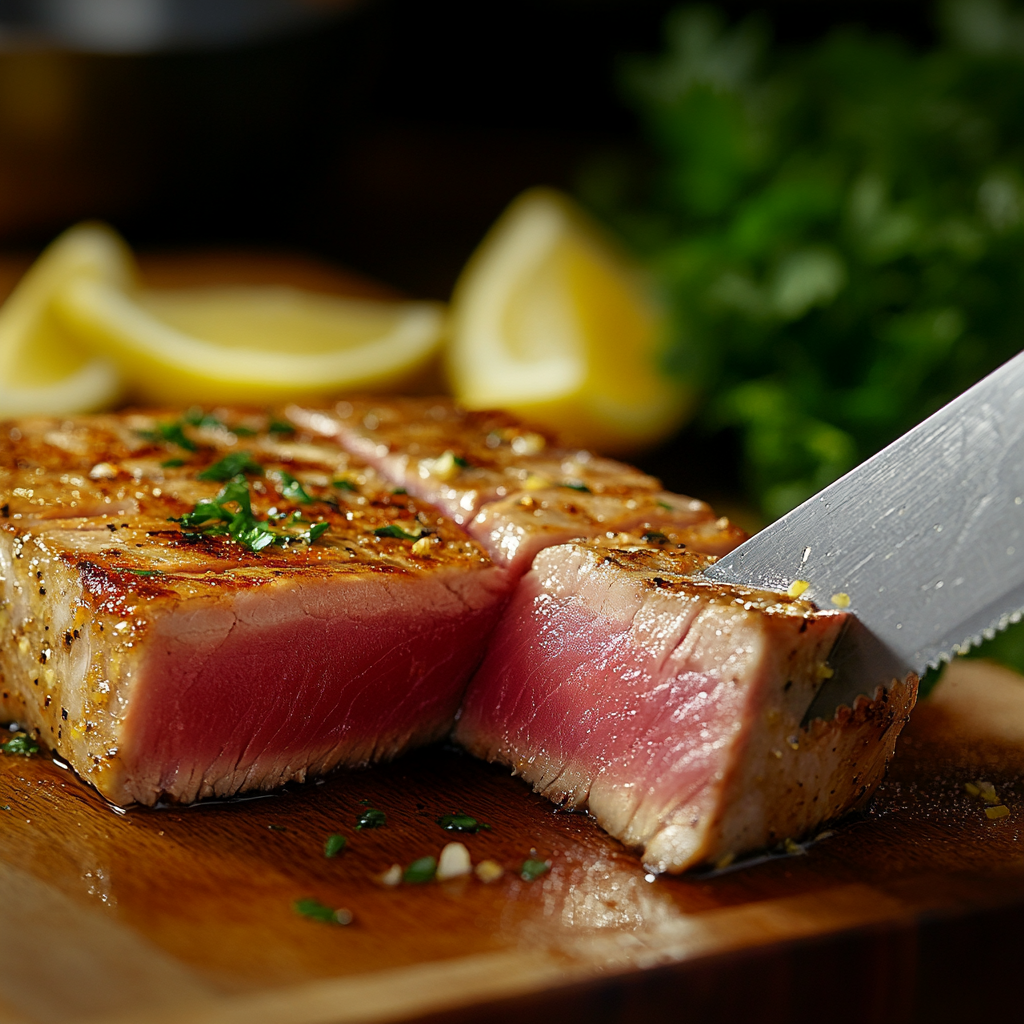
[455,540,917,872]
[470,491,743,576]
[0,410,507,805]
[289,397,663,523]
[290,398,732,571]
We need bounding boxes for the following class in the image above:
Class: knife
[703,347,1024,720]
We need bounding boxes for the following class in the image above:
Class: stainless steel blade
[703,348,1024,719]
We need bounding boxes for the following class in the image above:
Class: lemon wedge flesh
[448,188,688,454]
[54,276,445,406]
[0,222,129,415]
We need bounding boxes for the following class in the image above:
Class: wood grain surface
[0,658,1021,1024]
[0,251,1019,1024]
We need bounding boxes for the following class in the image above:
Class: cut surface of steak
[290,398,733,572]
[455,540,918,872]
[0,410,506,805]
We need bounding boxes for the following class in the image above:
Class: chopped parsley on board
[324,834,347,858]
[293,898,353,926]
[403,857,437,884]
[437,813,491,833]
[355,808,386,830]
[520,859,551,881]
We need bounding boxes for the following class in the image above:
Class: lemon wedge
[0,223,129,416]
[53,273,446,406]
[448,188,689,454]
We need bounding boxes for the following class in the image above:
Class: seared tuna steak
[0,410,506,805]
[455,540,917,872]
[290,397,728,572]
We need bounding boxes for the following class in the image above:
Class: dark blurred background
[0,0,935,300]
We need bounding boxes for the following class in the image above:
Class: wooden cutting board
[0,659,1021,1024]
[0,252,1020,1024]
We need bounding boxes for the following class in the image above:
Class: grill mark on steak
[0,408,508,805]
[290,398,742,573]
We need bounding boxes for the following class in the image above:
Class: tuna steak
[0,409,507,805]
[289,397,727,572]
[455,540,918,872]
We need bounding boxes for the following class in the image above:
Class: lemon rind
[54,278,446,399]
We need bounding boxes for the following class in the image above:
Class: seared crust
[0,408,504,804]
[289,396,664,525]
[290,398,734,571]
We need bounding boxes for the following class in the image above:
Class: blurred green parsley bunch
[585,0,1024,526]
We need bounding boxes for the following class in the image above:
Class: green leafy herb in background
[585,0,1024,670]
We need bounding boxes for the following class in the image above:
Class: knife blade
[703,347,1024,720]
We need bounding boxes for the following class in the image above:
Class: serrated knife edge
[704,347,1024,717]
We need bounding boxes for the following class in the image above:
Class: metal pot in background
[0,0,357,52]
[0,0,364,248]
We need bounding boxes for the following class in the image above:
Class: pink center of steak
[459,579,745,832]
[455,542,852,870]
[122,568,507,803]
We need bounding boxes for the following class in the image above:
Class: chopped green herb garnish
[138,421,197,452]
[373,524,422,541]
[355,808,386,830]
[642,531,669,544]
[269,419,296,435]
[403,856,437,884]
[520,859,551,881]
[333,478,357,492]
[231,426,256,437]
[324,833,347,858]
[437,813,491,834]
[453,455,471,468]
[277,471,313,504]
[304,522,330,544]
[392,487,407,495]
[0,805,10,811]
[656,500,673,512]
[293,897,351,925]
[562,481,591,493]
[161,458,186,468]
[2,734,39,757]
[171,479,329,553]
[129,569,164,577]
[196,451,264,482]
[183,407,224,429]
